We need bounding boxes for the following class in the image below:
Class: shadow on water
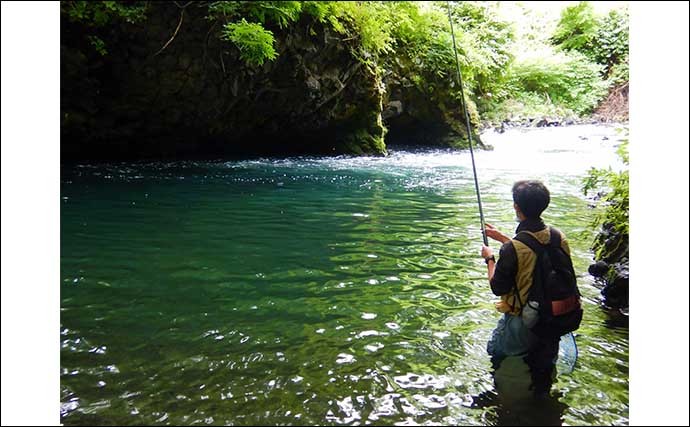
[471,356,569,426]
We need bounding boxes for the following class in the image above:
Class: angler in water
[443,0,582,400]
[481,180,583,396]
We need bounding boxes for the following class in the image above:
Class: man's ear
[514,203,524,219]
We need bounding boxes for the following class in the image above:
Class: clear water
[61,124,629,425]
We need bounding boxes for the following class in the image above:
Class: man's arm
[481,241,518,296]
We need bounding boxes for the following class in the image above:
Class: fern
[221,19,277,67]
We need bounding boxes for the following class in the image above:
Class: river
[60,124,628,425]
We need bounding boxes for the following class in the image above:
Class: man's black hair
[512,180,550,219]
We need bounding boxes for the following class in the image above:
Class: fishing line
[446,1,488,246]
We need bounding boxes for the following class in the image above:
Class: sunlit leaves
[551,1,598,52]
[507,50,607,114]
[552,2,628,76]
[582,133,629,240]
[221,19,278,67]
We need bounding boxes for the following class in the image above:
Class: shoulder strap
[511,230,545,313]
[548,226,578,287]
[514,227,562,253]
[549,227,562,249]
[513,230,547,254]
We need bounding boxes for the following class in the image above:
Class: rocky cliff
[61,2,480,161]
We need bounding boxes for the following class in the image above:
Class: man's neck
[516,217,546,233]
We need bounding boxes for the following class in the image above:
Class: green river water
[61,125,629,425]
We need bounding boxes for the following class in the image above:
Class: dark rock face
[61,3,386,160]
[380,56,483,149]
[601,258,628,309]
[61,3,486,161]
[382,81,456,147]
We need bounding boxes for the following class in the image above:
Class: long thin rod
[446,1,488,246]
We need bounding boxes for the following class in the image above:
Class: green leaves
[482,2,629,122]
[592,9,629,75]
[504,50,607,115]
[87,35,107,56]
[244,1,302,29]
[583,133,629,240]
[221,19,277,67]
[551,1,599,52]
[209,1,301,28]
[63,1,147,26]
[209,1,301,67]
[552,2,628,76]
[61,1,148,56]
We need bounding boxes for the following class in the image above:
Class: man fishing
[480,180,582,396]
[442,0,581,398]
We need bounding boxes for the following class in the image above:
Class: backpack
[512,227,583,340]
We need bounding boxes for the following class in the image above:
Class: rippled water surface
[61,125,628,425]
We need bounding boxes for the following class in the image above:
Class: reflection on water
[471,356,569,426]
[61,125,628,425]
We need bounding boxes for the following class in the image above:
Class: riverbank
[481,115,625,134]
[480,82,629,133]
[581,127,629,313]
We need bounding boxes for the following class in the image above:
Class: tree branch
[153,9,185,57]
[173,1,193,9]
[314,62,363,111]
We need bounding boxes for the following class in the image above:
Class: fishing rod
[445,0,488,246]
